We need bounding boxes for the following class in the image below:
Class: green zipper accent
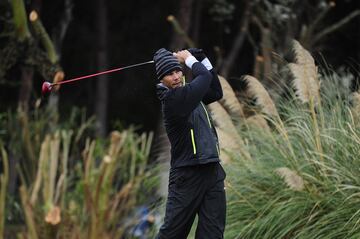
[200,102,212,128]
[216,143,220,155]
[190,129,197,155]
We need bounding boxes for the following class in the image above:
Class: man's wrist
[201,58,213,70]
[185,55,198,69]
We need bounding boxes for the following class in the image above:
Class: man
[154,48,226,239]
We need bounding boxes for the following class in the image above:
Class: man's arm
[187,48,223,105]
[201,57,223,104]
[166,50,212,117]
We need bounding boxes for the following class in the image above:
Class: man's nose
[172,74,179,80]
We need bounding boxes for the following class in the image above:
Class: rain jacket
[156,61,223,168]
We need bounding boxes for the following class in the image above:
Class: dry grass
[243,75,280,119]
[218,75,245,119]
[288,40,320,105]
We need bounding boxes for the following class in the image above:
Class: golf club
[42,60,154,95]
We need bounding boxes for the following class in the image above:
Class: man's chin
[173,83,183,88]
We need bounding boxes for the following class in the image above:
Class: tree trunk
[94,0,109,137]
[261,27,272,80]
[251,16,273,82]
[12,0,32,112]
[17,66,34,113]
[47,0,73,124]
[52,0,73,55]
[191,0,203,46]
[170,0,194,50]
[7,152,18,196]
[220,1,252,79]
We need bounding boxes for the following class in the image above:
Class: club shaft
[52,60,154,86]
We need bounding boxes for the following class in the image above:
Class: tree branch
[307,1,335,37]
[251,15,265,32]
[167,15,195,48]
[11,0,31,41]
[52,0,73,56]
[29,11,59,64]
[313,10,360,45]
[169,0,195,50]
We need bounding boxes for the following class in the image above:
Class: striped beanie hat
[153,48,182,80]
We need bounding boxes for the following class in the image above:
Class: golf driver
[42,60,154,95]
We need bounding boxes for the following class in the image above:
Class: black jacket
[156,62,223,168]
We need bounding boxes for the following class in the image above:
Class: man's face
[161,70,183,89]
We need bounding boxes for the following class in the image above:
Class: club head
[42,81,53,95]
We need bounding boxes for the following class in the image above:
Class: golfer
[154,48,226,238]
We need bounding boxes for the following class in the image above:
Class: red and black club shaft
[42,60,154,94]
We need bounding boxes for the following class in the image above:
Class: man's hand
[188,48,206,62]
[173,50,192,63]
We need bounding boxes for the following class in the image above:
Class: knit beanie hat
[153,48,182,80]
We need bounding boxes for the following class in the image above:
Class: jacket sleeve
[165,62,212,117]
[202,69,223,105]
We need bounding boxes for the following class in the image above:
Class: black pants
[156,162,226,239]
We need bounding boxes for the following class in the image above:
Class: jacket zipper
[190,129,196,155]
[200,102,212,128]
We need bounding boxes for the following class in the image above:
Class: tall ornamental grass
[224,70,360,238]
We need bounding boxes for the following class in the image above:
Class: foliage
[224,69,360,238]
[208,0,235,22]
[0,107,159,239]
[0,0,62,82]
